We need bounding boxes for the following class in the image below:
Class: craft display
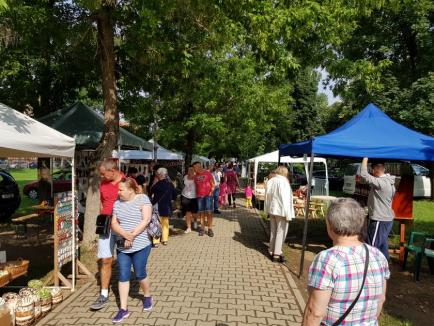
[15,297,34,326]
[37,289,51,317]
[55,192,75,269]
[27,280,43,290]
[50,287,63,305]
[32,294,41,320]
[0,269,10,287]
[0,259,29,280]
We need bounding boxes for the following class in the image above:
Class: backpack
[147,205,162,239]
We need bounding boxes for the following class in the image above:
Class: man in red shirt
[90,158,124,310]
[193,162,215,237]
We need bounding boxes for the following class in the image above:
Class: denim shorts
[197,196,212,213]
[97,232,116,259]
[117,245,152,282]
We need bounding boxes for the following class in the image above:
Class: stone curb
[36,281,94,325]
[257,210,306,311]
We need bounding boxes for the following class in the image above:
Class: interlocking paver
[38,199,304,325]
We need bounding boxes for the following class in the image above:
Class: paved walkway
[41,202,305,325]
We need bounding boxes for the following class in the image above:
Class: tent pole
[299,152,314,278]
[278,151,281,165]
[71,156,76,291]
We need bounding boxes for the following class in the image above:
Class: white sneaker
[184,228,191,234]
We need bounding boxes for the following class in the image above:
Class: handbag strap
[332,244,370,326]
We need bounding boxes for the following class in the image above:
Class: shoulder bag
[332,244,370,326]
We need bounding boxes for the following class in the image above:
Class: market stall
[0,103,88,292]
[279,103,434,276]
[247,150,329,196]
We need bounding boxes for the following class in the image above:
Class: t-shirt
[212,171,222,186]
[113,194,152,253]
[308,244,390,325]
[194,170,213,198]
[245,187,253,198]
[100,176,123,215]
[182,175,196,199]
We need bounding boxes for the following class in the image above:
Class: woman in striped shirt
[110,178,153,323]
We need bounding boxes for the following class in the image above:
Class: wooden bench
[11,214,39,238]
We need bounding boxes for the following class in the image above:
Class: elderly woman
[264,166,295,262]
[303,198,390,326]
[149,167,176,246]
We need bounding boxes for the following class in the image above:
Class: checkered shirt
[308,244,390,325]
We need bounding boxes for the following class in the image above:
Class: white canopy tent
[0,103,78,290]
[112,149,183,161]
[247,150,329,195]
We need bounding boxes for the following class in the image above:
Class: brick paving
[40,200,305,325]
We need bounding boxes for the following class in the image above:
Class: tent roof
[39,102,153,151]
[279,103,434,161]
[113,149,183,161]
[0,103,75,158]
[248,150,326,164]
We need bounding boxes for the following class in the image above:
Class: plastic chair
[424,237,434,276]
[402,231,427,281]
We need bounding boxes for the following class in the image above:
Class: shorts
[97,232,116,259]
[181,196,198,215]
[197,196,212,213]
[117,245,152,282]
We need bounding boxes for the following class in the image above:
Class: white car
[342,163,431,198]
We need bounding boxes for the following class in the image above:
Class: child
[245,184,253,209]
[219,177,228,209]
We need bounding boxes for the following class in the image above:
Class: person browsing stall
[360,157,395,260]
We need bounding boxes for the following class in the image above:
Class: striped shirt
[308,244,390,325]
[113,194,152,253]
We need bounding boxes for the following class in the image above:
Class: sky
[317,68,341,105]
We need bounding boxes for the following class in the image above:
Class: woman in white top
[181,167,198,233]
[265,166,295,262]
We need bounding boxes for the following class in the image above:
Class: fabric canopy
[39,102,153,151]
[0,102,75,158]
[279,103,434,161]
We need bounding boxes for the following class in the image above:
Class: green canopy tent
[38,102,153,151]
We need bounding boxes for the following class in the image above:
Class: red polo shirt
[100,174,124,215]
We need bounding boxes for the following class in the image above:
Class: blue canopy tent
[278,103,434,277]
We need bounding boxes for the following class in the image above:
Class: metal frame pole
[299,151,315,278]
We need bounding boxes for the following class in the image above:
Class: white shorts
[97,232,116,259]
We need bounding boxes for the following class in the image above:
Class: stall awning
[0,103,75,158]
[279,103,434,161]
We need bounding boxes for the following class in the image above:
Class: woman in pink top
[224,162,238,208]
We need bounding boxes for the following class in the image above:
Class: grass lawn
[9,168,39,216]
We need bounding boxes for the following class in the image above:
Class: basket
[1,259,29,279]
[0,270,10,287]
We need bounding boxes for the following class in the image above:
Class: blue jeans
[117,246,152,282]
[197,196,212,213]
[213,187,220,212]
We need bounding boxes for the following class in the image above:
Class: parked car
[23,170,72,200]
[0,160,8,170]
[312,170,344,191]
[342,163,431,197]
[0,169,21,219]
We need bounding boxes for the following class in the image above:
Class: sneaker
[143,296,153,311]
[214,210,221,214]
[90,294,109,310]
[184,228,192,234]
[162,241,168,246]
[199,228,204,236]
[208,229,214,237]
[193,221,198,230]
[112,309,129,323]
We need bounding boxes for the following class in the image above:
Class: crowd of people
[89,157,393,325]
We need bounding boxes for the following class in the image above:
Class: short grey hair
[326,198,366,236]
[156,167,168,177]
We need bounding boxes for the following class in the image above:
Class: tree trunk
[82,2,119,246]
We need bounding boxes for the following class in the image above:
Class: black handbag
[332,244,370,326]
[95,214,112,235]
